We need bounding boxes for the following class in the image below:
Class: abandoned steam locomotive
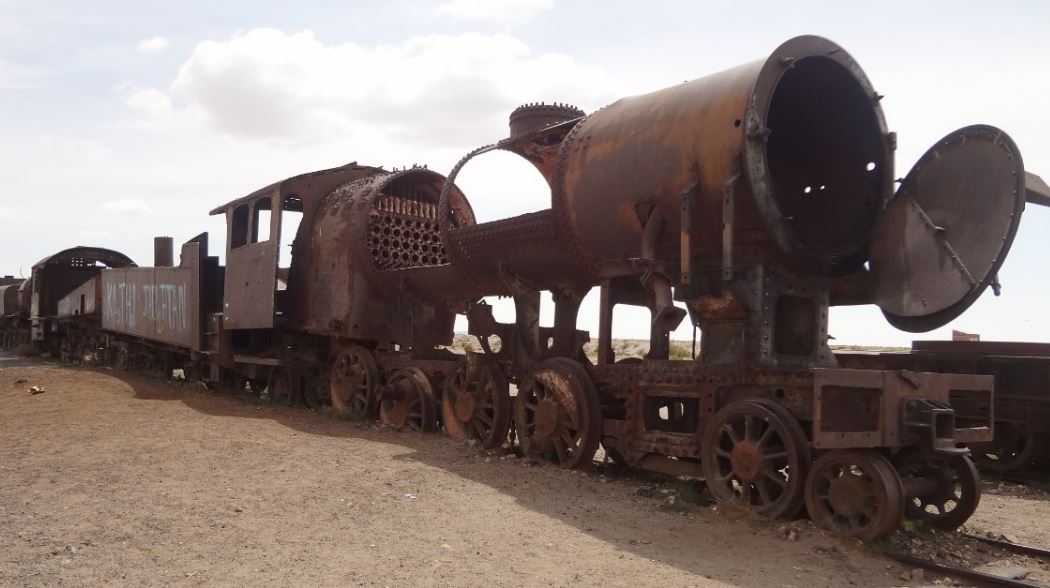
[2,35,1045,539]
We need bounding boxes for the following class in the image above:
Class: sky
[0,0,1048,346]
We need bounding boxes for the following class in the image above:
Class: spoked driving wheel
[804,450,905,540]
[971,422,1047,473]
[894,449,981,530]
[701,399,811,519]
[379,367,438,432]
[330,346,379,418]
[514,357,601,469]
[442,359,510,449]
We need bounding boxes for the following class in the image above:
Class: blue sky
[1,0,1048,345]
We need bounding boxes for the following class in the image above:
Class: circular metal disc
[870,125,1025,332]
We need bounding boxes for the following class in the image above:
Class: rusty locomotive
[2,35,1046,540]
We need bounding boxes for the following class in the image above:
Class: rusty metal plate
[870,125,1025,332]
[100,241,202,350]
[812,368,994,449]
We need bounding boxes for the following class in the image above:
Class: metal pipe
[154,237,174,267]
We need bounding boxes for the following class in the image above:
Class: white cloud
[154,28,613,148]
[102,199,152,216]
[436,0,553,24]
[36,135,112,161]
[0,207,15,220]
[116,82,173,118]
[138,36,170,53]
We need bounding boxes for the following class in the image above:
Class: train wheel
[115,346,129,371]
[379,367,438,432]
[971,422,1047,473]
[514,357,601,469]
[894,449,981,531]
[701,400,810,519]
[442,359,510,449]
[330,346,379,418]
[303,369,330,409]
[266,368,298,406]
[804,450,905,540]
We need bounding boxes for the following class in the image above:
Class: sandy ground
[1,352,1048,587]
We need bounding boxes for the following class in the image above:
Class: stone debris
[899,568,924,581]
[974,564,1034,580]
[635,485,657,498]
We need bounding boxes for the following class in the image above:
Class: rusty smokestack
[154,236,174,267]
[508,102,584,138]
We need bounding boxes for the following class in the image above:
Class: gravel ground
[1,352,1048,587]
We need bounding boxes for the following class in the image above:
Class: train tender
[839,340,1050,474]
[0,35,1043,540]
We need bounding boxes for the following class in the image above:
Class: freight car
[838,340,1050,474]
[0,247,135,356]
[0,275,25,348]
[0,35,1042,540]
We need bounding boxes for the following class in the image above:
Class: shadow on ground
[3,353,904,587]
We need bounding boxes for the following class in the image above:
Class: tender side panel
[102,269,128,332]
[101,243,201,350]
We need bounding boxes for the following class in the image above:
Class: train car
[96,234,221,373]
[0,275,26,348]
[838,341,1050,473]
[6,247,136,356]
[2,35,1044,541]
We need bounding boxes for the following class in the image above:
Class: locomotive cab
[210,164,378,352]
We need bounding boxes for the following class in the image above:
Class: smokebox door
[868,125,1025,333]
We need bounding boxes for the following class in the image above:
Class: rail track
[893,534,1050,587]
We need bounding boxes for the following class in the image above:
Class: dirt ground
[2,353,1049,587]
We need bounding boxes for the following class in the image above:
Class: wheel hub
[455,392,476,422]
[535,399,560,440]
[828,477,869,517]
[730,442,762,481]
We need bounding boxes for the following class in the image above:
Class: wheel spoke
[558,429,578,450]
[721,424,741,445]
[466,418,479,439]
[754,478,772,505]
[763,470,788,487]
[764,451,788,463]
[756,425,774,448]
[552,436,569,464]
